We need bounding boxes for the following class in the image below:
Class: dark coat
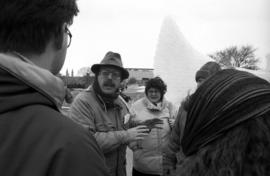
[0,53,109,176]
[163,105,187,176]
[162,95,191,176]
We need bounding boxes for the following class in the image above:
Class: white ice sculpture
[266,54,270,72]
[153,17,211,106]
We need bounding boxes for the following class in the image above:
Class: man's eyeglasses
[65,26,72,48]
[100,70,121,80]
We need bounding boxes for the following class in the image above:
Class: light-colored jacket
[130,97,177,175]
[69,87,130,176]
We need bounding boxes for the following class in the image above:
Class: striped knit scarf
[182,69,270,156]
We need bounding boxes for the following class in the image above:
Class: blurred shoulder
[131,97,145,108]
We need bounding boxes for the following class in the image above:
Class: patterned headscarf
[182,69,270,156]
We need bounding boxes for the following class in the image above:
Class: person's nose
[107,73,113,79]
[150,92,157,95]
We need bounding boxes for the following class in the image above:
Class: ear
[54,24,65,50]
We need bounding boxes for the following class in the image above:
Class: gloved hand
[166,118,175,130]
[139,118,163,130]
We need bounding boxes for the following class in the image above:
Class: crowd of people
[0,0,269,176]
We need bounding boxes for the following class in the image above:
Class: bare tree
[77,67,92,76]
[209,45,259,70]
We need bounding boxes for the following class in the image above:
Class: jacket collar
[143,97,168,111]
[0,52,65,110]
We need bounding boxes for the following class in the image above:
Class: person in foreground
[69,51,150,176]
[0,0,109,175]
[163,61,221,175]
[130,77,177,176]
[178,69,270,176]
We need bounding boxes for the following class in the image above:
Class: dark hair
[145,77,167,100]
[0,0,79,54]
[195,61,221,82]
[177,114,270,176]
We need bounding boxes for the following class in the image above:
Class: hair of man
[0,0,79,54]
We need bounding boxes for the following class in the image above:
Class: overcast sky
[61,0,270,75]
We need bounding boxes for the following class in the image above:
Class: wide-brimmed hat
[91,51,129,80]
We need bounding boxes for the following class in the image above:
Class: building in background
[126,68,154,85]
[59,68,154,89]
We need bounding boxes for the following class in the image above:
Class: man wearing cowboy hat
[69,51,150,176]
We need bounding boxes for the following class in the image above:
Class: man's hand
[126,125,149,142]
